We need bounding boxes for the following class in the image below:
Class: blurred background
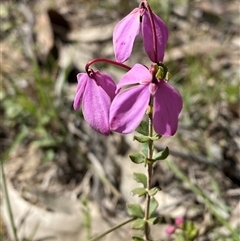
[0,0,239,240]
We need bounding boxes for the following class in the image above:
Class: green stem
[144,103,154,240]
[0,162,19,241]
[0,129,28,241]
[88,218,135,241]
[85,58,131,74]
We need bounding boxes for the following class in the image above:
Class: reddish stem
[85,58,131,76]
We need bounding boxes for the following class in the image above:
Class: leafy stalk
[144,101,154,240]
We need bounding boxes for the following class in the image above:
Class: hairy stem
[144,103,154,240]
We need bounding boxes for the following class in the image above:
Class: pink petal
[175,217,184,227]
[93,70,116,100]
[142,11,168,63]
[113,8,140,63]
[82,79,111,135]
[116,63,152,92]
[73,73,88,110]
[110,85,150,134]
[165,225,175,235]
[153,81,182,136]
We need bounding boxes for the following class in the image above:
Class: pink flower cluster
[165,217,184,235]
[73,0,182,136]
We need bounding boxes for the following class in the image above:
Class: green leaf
[149,197,158,217]
[183,220,193,232]
[147,216,160,225]
[133,135,150,143]
[141,142,148,156]
[148,187,161,196]
[136,120,148,136]
[134,134,160,143]
[131,218,146,230]
[188,229,198,241]
[153,147,169,160]
[132,234,144,241]
[129,153,146,164]
[127,204,144,218]
[183,221,198,240]
[176,234,185,241]
[131,188,147,197]
[133,173,147,188]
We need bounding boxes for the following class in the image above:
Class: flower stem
[88,217,135,241]
[144,101,154,240]
[85,58,131,75]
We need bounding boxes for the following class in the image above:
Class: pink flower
[165,225,176,235]
[110,64,182,136]
[113,3,168,63]
[73,71,116,135]
[175,217,184,227]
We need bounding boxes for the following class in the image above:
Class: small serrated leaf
[153,147,169,161]
[131,218,146,230]
[136,120,148,135]
[133,173,147,188]
[148,187,161,196]
[129,153,146,164]
[127,204,144,218]
[131,187,147,197]
[149,197,159,217]
[133,135,150,143]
